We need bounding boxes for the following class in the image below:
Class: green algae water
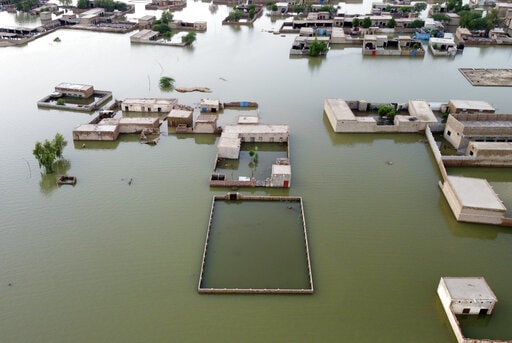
[1,1,512,342]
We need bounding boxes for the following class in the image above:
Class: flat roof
[325,99,355,121]
[119,117,158,124]
[447,176,506,211]
[441,277,497,301]
[131,29,159,40]
[272,164,291,174]
[122,98,177,106]
[469,142,512,150]
[408,100,437,122]
[238,116,259,125]
[448,99,495,112]
[139,15,156,21]
[74,124,118,132]
[200,99,219,106]
[223,124,289,135]
[196,114,217,122]
[168,109,193,118]
[56,82,93,91]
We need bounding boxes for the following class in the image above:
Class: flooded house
[167,109,193,127]
[362,34,424,56]
[138,15,155,29]
[443,113,512,150]
[121,98,177,114]
[73,124,120,141]
[429,37,458,56]
[439,176,507,225]
[324,99,438,133]
[79,8,105,25]
[130,29,159,43]
[199,99,220,113]
[100,117,160,133]
[194,114,218,133]
[437,277,501,343]
[54,83,94,98]
[445,99,495,114]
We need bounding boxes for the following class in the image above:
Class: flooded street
[1,1,512,342]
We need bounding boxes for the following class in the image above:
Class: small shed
[200,99,220,113]
[438,277,497,315]
[194,114,218,133]
[167,109,193,127]
[73,124,120,141]
[270,164,291,188]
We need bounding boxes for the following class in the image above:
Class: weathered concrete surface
[459,68,512,87]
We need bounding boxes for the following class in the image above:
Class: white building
[122,98,177,113]
[222,124,289,142]
[437,277,501,343]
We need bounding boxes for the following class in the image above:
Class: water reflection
[39,159,71,195]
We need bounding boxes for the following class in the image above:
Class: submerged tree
[181,32,196,45]
[159,76,175,90]
[33,133,67,174]
[309,38,327,57]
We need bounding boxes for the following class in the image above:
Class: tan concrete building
[73,124,120,141]
[437,277,501,343]
[55,83,94,98]
[439,176,506,225]
[122,98,177,113]
[167,109,193,127]
[466,141,512,159]
[446,99,495,114]
[443,113,512,149]
[222,124,289,143]
[324,99,438,133]
[194,114,218,133]
[100,117,159,133]
[199,99,220,113]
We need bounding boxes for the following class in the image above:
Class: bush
[159,76,175,90]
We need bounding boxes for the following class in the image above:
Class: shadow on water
[39,159,71,195]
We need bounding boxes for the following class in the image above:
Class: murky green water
[1,1,512,342]
[201,200,310,290]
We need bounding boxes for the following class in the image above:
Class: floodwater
[201,200,310,290]
[1,1,512,342]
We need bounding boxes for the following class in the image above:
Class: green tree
[408,19,425,28]
[181,32,196,45]
[377,105,396,121]
[387,18,396,28]
[249,7,256,19]
[271,4,278,11]
[33,133,67,174]
[227,9,243,21]
[77,0,89,9]
[159,76,175,90]
[56,98,65,105]
[153,23,171,34]
[486,8,504,28]
[362,17,372,28]
[413,2,427,13]
[432,14,451,23]
[13,0,38,11]
[352,17,360,28]
[59,0,72,5]
[309,38,327,56]
[160,10,173,24]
